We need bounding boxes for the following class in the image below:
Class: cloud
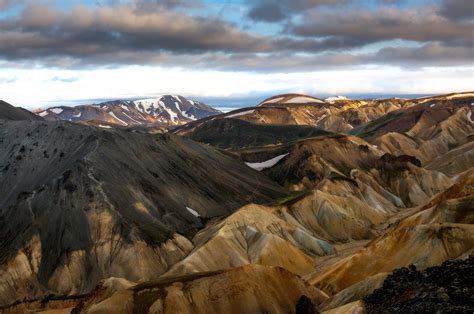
[247,0,286,22]
[0,0,18,10]
[0,77,17,84]
[51,76,79,83]
[289,7,474,47]
[0,1,472,72]
[247,0,349,22]
[439,0,474,21]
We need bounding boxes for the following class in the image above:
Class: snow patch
[122,111,140,124]
[50,108,63,114]
[120,104,130,111]
[285,96,324,104]
[186,207,200,217]
[325,96,349,103]
[245,153,289,171]
[182,110,196,120]
[467,110,473,123]
[38,111,48,117]
[73,112,82,118]
[175,101,182,112]
[430,104,436,108]
[262,96,284,104]
[162,103,178,122]
[98,125,112,129]
[108,111,128,126]
[225,109,254,118]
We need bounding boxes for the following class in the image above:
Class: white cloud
[0,65,472,108]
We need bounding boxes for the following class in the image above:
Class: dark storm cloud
[439,0,474,21]
[289,7,474,47]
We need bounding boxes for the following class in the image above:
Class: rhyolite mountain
[35,95,221,128]
[0,91,473,313]
[175,92,473,135]
[0,118,286,306]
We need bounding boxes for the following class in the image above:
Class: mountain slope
[181,117,332,149]
[35,95,221,127]
[0,120,286,306]
[307,171,474,297]
[353,93,473,166]
[0,100,42,121]
[74,265,328,314]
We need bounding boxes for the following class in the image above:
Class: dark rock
[296,295,318,314]
[364,255,474,313]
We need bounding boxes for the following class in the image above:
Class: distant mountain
[35,95,221,127]
[175,92,474,135]
[0,100,43,121]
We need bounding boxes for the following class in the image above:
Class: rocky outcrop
[364,255,474,313]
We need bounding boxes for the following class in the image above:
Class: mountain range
[0,91,473,313]
[34,95,221,128]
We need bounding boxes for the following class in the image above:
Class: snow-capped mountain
[35,95,221,127]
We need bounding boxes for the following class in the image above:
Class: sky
[0,0,472,109]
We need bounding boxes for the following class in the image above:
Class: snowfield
[285,96,324,104]
[245,153,289,171]
[261,97,284,104]
[108,111,128,126]
[325,96,349,103]
[186,207,200,217]
[50,108,63,114]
